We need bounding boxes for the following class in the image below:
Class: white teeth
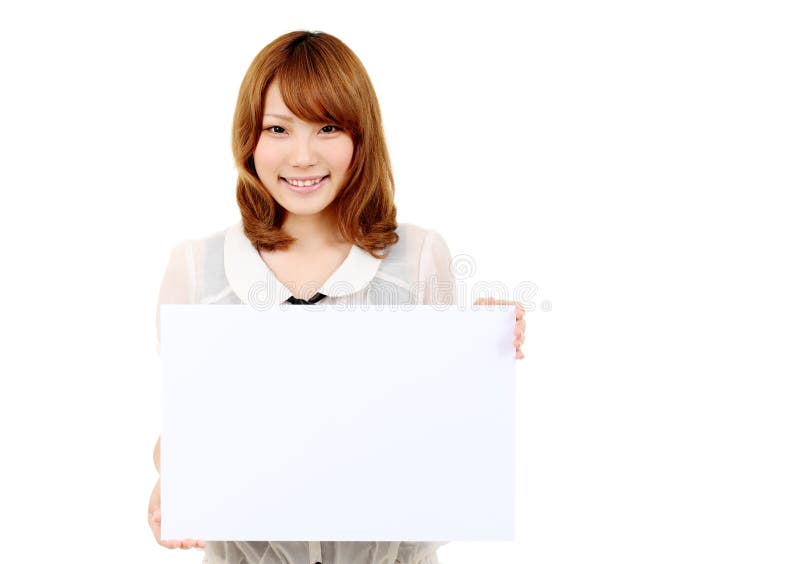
[286,177,323,187]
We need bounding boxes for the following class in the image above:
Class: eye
[320,125,340,133]
[263,125,286,134]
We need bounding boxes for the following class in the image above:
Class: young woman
[148,30,526,564]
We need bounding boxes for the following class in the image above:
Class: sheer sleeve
[417,229,456,306]
[155,240,197,352]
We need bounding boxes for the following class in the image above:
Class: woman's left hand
[474,297,526,360]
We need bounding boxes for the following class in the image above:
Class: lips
[281,175,328,194]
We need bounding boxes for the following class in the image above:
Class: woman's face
[253,81,354,220]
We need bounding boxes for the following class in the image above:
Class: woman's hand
[474,297,526,359]
[148,478,206,550]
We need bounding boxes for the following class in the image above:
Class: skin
[252,80,357,299]
[254,80,355,251]
[476,297,527,360]
[148,438,204,550]
[148,81,526,551]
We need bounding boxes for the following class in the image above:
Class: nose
[290,134,317,167]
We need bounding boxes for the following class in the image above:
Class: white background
[0,1,797,563]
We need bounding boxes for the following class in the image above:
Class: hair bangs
[275,43,359,134]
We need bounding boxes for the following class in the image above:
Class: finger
[149,512,180,549]
[148,513,162,537]
[477,297,516,305]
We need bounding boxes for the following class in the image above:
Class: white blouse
[155,221,457,564]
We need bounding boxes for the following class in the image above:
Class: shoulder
[164,226,229,277]
[394,222,450,257]
[375,222,452,284]
[160,223,238,304]
[391,223,456,306]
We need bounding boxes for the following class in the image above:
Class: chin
[282,202,334,216]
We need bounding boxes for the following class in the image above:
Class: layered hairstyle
[232,30,399,258]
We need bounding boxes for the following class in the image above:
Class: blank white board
[160,304,516,541]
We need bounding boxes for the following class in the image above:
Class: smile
[281,175,328,193]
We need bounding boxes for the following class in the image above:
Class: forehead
[263,81,292,116]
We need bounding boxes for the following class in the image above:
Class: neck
[281,208,347,252]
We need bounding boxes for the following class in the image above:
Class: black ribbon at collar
[285,292,327,305]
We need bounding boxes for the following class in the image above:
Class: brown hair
[232,31,399,258]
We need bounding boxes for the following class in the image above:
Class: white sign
[160,304,516,541]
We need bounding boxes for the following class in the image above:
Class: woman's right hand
[148,478,206,550]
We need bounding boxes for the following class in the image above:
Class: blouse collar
[224,222,382,306]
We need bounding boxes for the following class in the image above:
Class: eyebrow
[262,113,296,122]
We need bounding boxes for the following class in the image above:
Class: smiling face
[253,81,355,221]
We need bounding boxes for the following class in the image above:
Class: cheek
[252,140,279,177]
[333,138,355,171]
